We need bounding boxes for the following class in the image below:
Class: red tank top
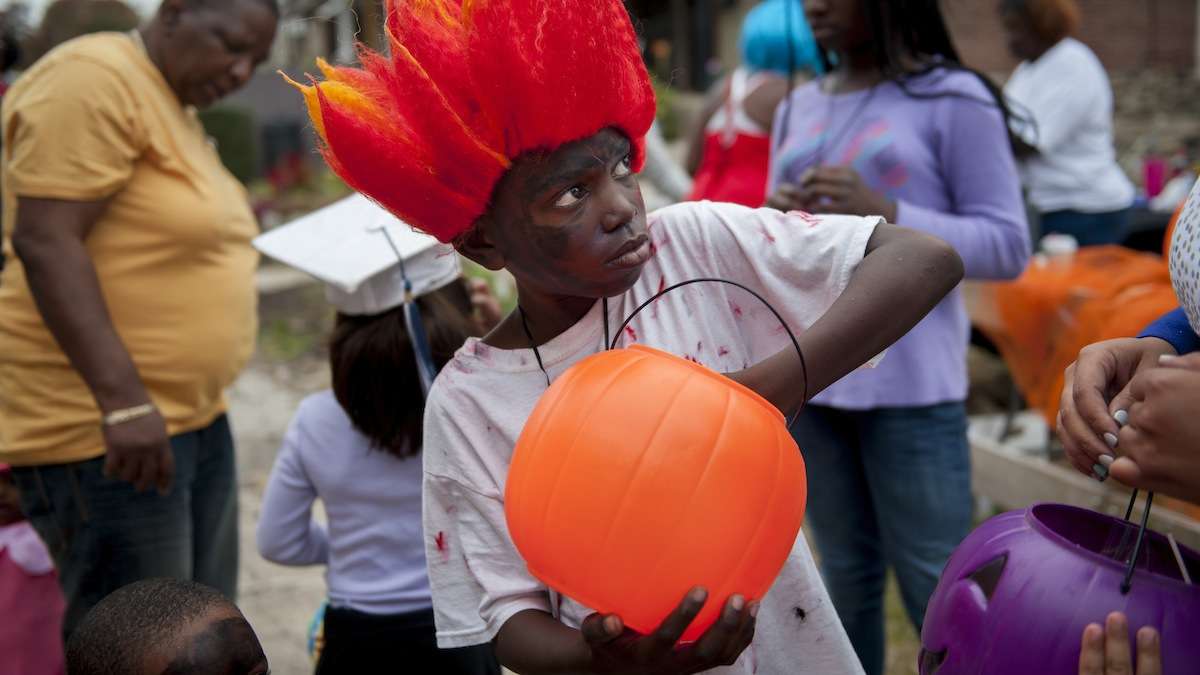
[687,69,774,207]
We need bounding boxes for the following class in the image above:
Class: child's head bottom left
[66,578,268,675]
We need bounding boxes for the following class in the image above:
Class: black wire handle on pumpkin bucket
[607,277,809,430]
[1119,489,1155,595]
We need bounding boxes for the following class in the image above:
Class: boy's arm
[494,588,755,675]
[731,223,963,415]
[494,609,590,672]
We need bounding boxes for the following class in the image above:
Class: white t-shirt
[422,201,875,674]
[1004,38,1134,213]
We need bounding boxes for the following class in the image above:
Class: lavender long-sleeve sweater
[770,68,1030,408]
[256,390,432,615]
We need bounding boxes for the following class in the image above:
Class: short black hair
[66,578,237,675]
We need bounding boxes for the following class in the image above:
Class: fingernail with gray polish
[1093,463,1109,481]
[1114,410,1129,427]
[1098,454,1115,468]
[1104,432,1118,449]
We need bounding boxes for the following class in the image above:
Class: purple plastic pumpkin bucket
[920,502,1200,675]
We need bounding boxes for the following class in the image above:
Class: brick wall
[943,0,1197,75]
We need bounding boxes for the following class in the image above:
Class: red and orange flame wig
[287,0,657,243]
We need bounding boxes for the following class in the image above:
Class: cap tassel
[378,228,439,397]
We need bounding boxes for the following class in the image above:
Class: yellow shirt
[0,32,258,466]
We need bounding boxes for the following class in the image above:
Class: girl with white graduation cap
[253,194,502,674]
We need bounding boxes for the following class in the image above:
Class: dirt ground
[229,352,330,675]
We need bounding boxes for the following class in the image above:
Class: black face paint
[488,128,647,300]
[516,138,630,264]
[525,204,576,266]
[160,617,268,675]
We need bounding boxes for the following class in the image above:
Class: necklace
[813,74,880,168]
[518,297,610,388]
[514,278,810,429]
[510,277,813,625]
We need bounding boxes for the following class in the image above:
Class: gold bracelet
[101,403,157,427]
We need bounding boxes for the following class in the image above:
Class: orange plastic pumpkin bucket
[505,344,807,642]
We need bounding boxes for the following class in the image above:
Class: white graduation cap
[252,193,461,316]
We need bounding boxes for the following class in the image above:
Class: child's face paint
[154,609,269,675]
[465,128,650,300]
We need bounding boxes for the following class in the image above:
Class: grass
[885,573,921,675]
[462,259,518,313]
[259,318,317,362]
[256,284,334,363]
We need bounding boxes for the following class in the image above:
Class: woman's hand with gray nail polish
[1058,338,1177,481]
[1108,355,1200,505]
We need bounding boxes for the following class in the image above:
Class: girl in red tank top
[686,0,823,207]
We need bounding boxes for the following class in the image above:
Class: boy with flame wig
[289,0,963,671]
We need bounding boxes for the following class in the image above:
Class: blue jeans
[792,403,972,675]
[13,415,238,638]
[1040,208,1131,247]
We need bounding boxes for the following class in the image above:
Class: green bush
[653,77,682,141]
[199,106,259,184]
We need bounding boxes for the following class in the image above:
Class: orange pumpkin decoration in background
[505,344,807,642]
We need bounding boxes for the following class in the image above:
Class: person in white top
[252,196,501,674]
[1000,0,1135,246]
[287,2,965,672]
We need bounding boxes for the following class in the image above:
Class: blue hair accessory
[741,0,824,75]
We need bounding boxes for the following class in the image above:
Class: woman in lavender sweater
[766,1,1030,673]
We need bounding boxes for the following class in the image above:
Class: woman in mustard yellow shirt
[0,0,276,637]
